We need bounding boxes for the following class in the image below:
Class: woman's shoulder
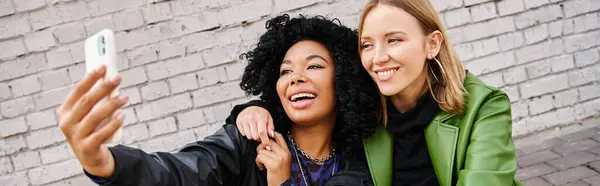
[463,72,509,103]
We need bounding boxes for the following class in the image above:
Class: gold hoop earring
[429,57,447,86]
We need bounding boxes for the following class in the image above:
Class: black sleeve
[88,124,256,186]
[225,100,269,125]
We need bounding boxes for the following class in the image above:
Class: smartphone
[84,29,123,145]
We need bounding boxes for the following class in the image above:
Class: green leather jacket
[364,73,524,186]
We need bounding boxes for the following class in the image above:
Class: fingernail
[115,111,125,121]
[96,65,106,73]
[110,75,121,85]
[269,130,274,138]
[118,95,129,102]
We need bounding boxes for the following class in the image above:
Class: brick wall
[0,0,598,185]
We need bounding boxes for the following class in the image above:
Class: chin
[376,82,404,96]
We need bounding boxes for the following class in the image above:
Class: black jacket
[91,124,372,186]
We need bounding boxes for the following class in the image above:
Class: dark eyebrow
[306,55,328,63]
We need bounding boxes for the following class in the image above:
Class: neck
[290,116,336,160]
[390,71,428,113]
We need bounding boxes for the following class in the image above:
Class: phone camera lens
[100,36,105,44]
[101,47,106,55]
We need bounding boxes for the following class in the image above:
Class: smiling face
[276,40,337,125]
[359,4,430,96]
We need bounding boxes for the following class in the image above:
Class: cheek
[276,79,287,101]
[391,43,427,68]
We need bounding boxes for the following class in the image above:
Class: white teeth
[377,69,397,77]
[291,93,316,101]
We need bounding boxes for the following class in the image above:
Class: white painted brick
[530,106,576,130]
[135,93,192,122]
[217,0,272,26]
[11,151,41,171]
[579,83,600,101]
[521,74,569,98]
[123,123,149,145]
[0,0,14,17]
[126,44,158,67]
[148,117,178,137]
[574,99,600,120]
[466,51,516,75]
[0,117,27,137]
[201,108,216,123]
[169,11,219,37]
[141,81,170,101]
[67,63,85,83]
[515,39,564,64]
[548,20,565,38]
[146,53,205,80]
[512,101,529,118]
[563,30,600,53]
[170,0,204,17]
[114,24,164,52]
[39,69,71,91]
[69,41,85,63]
[503,67,528,85]
[568,65,600,87]
[225,62,246,81]
[168,73,198,94]
[0,15,31,40]
[139,129,195,152]
[113,10,144,31]
[454,42,476,61]
[55,2,87,22]
[53,22,86,44]
[9,75,41,97]
[0,135,26,156]
[526,60,552,79]
[524,24,549,44]
[553,89,579,108]
[28,7,62,30]
[444,8,470,28]
[24,28,56,52]
[0,54,47,82]
[33,85,71,110]
[0,156,12,175]
[472,37,499,59]
[563,0,600,18]
[46,49,74,69]
[514,5,563,29]
[0,83,9,101]
[143,2,172,24]
[26,110,57,130]
[117,52,131,71]
[430,0,463,11]
[40,144,69,165]
[27,159,82,185]
[121,107,138,126]
[84,16,116,36]
[463,0,488,6]
[176,109,207,130]
[469,2,497,22]
[14,0,45,12]
[0,171,28,186]
[192,82,245,107]
[574,48,600,67]
[529,95,555,115]
[216,66,230,83]
[26,126,65,149]
[157,40,185,60]
[274,0,321,12]
[87,0,144,16]
[202,44,240,67]
[524,0,550,9]
[583,12,600,30]
[549,55,575,73]
[1,97,35,118]
[461,16,516,42]
[0,38,27,60]
[197,67,223,88]
[498,31,525,51]
[206,102,234,122]
[121,87,142,107]
[497,0,525,16]
[120,67,148,87]
[177,32,220,53]
[43,174,95,186]
[194,123,222,140]
[241,19,267,42]
[503,85,521,102]
[563,16,587,35]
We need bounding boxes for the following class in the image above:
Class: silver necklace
[287,132,335,163]
[287,132,336,186]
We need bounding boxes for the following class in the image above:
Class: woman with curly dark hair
[57,14,379,186]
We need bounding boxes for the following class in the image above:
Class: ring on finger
[265,146,272,151]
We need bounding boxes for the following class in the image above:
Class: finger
[255,153,272,170]
[86,111,124,147]
[242,120,252,140]
[248,120,259,141]
[255,156,265,170]
[58,65,107,117]
[267,115,275,138]
[69,75,122,124]
[236,120,246,137]
[79,96,128,137]
[272,132,289,151]
[256,114,270,145]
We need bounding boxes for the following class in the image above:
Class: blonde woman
[230,0,523,186]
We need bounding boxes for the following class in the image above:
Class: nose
[372,45,390,65]
[290,73,307,86]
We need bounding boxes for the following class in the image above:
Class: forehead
[283,40,332,61]
[361,4,421,36]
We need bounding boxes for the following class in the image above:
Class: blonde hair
[359,0,466,115]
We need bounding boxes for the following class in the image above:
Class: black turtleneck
[386,93,440,186]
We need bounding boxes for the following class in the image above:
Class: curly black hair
[239,14,382,156]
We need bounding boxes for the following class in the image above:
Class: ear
[425,30,443,59]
